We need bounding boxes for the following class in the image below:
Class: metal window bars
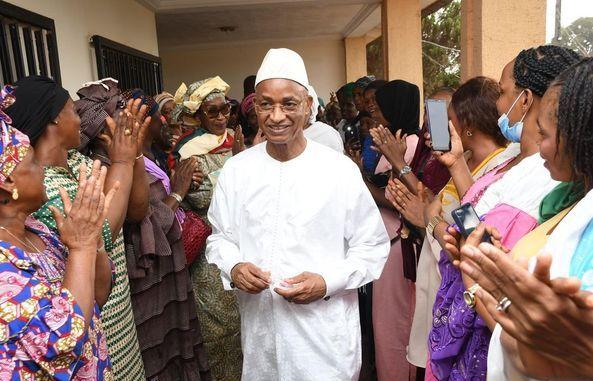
[91,35,163,96]
[0,0,61,85]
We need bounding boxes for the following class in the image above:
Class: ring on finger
[124,129,132,136]
[496,296,512,313]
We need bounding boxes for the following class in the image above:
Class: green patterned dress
[32,150,145,381]
[183,149,243,381]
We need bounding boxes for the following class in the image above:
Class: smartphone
[451,203,491,243]
[426,99,451,152]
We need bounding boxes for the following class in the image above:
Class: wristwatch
[398,165,412,179]
[426,215,444,238]
[170,192,183,204]
[463,283,481,309]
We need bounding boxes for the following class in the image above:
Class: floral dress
[0,218,112,380]
[32,150,145,380]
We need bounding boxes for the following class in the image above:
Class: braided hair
[513,45,582,97]
[552,57,593,188]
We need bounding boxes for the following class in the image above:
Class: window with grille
[0,0,61,85]
[91,35,163,95]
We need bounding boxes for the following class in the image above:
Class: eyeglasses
[254,99,304,114]
[202,102,231,119]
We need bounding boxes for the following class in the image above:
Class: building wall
[160,37,346,102]
[6,0,159,96]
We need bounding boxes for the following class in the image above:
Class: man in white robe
[206,48,389,381]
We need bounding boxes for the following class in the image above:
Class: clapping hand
[252,128,267,145]
[458,241,593,377]
[386,179,431,228]
[171,157,197,198]
[232,126,246,155]
[370,126,407,168]
[274,272,327,304]
[49,160,119,251]
[102,99,151,164]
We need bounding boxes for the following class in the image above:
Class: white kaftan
[206,139,390,381]
[303,121,344,153]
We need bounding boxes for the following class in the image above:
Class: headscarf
[307,85,319,124]
[0,86,31,184]
[241,93,256,118]
[121,89,159,117]
[338,82,356,100]
[354,75,376,89]
[375,79,420,135]
[171,76,230,123]
[154,91,174,113]
[5,75,69,143]
[75,78,124,152]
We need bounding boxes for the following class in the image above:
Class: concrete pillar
[345,37,368,82]
[461,0,546,82]
[381,0,423,95]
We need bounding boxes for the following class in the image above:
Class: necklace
[0,226,42,253]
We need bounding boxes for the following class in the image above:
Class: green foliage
[552,17,593,57]
[422,0,461,96]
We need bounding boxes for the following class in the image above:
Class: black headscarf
[5,75,69,143]
[375,79,420,135]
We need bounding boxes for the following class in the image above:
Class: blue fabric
[570,219,593,291]
[361,135,380,175]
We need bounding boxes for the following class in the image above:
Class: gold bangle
[135,153,144,160]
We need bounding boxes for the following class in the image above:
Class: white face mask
[497,90,529,143]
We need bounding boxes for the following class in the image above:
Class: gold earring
[11,188,18,200]
[466,130,473,137]
[53,119,59,125]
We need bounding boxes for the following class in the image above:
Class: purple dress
[428,158,537,380]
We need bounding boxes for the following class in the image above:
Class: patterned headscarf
[240,93,256,118]
[154,91,174,113]
[0,86,31,184]
[75,78,124,152]
[354,75,376,89]
[171,76,230,123]
[121,89,159,117]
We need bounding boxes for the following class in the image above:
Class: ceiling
[141,0,442,48]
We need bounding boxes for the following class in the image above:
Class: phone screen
[426,99,450,151]
[451,203,489,242]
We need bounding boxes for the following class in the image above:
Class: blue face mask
[497,90,528,143]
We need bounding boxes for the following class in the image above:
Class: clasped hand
[230,262,327,304]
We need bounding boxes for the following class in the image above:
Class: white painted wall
[6,0,159,96]
[160,37,346,103]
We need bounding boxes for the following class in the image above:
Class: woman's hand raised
[49,160,119,252]
[370,125,407,169]
[103,99,150,164]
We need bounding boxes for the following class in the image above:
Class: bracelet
[170,192,183,204]
[136,153,144,160]
[426,215,444,238]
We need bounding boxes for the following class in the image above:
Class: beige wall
[160,37,346,102]
[6,0,159,96]
[461,0,546,81]
[382,0,423,98]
